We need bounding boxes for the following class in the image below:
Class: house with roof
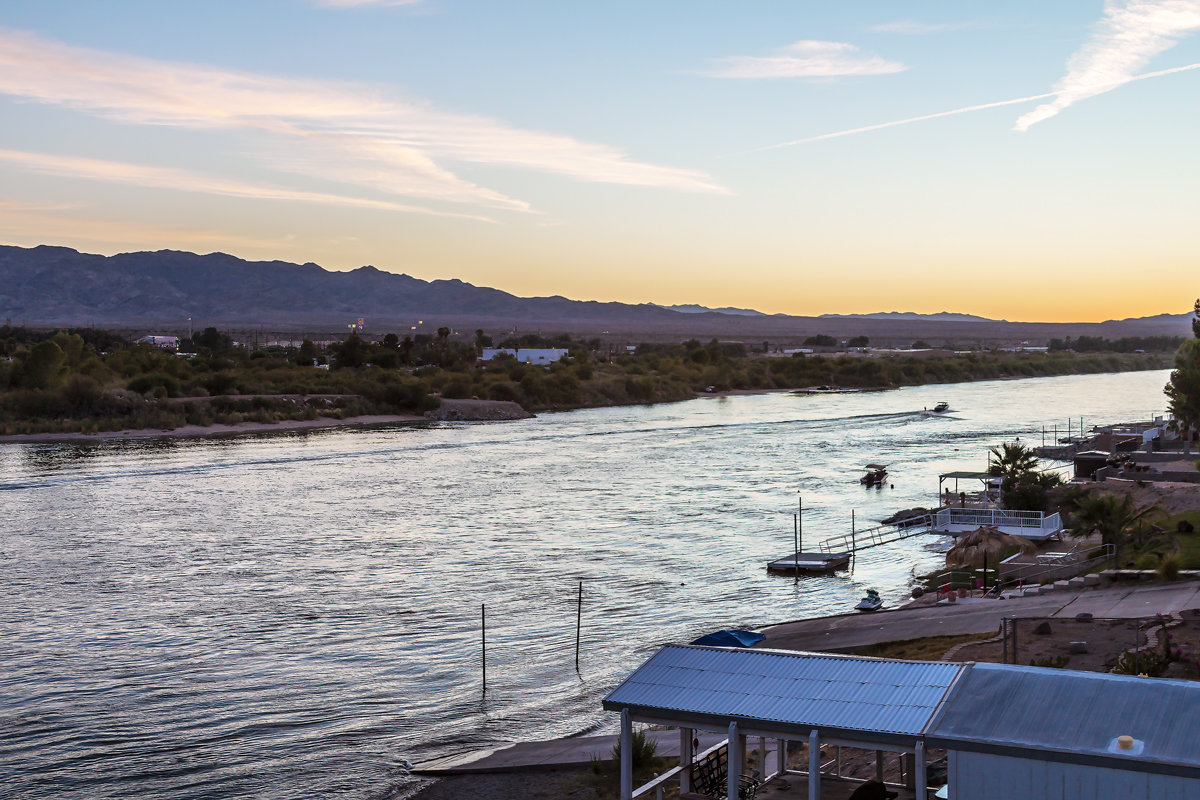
[480,347,568,365]
[603,645,1200,800]
[136,335,180,350]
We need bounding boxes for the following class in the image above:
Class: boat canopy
[689,629,765,648]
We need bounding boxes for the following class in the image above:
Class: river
[0,370,1172,799]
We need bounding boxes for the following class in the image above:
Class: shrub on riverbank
[0,325,1174,434]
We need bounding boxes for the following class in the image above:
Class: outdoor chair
[687,747,760,800]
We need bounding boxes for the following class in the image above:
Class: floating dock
[766,551,851,575]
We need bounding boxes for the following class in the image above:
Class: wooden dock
[767,551,851,575]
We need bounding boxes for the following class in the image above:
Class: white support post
[727,722,741,800]
[679,728,693,793]
[915,741,927,800]
[758,736,766,779]
[620,709,632,800]
[808,729,820,800]
[779,738,788,775]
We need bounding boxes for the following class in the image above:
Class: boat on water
[859,463,888,486]
[932,401,950,413]
[855,589,883,612]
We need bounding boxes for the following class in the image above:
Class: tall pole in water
[575,581,583,671]
[481,603,487,694]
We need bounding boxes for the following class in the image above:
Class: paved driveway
[758,581,1200,653]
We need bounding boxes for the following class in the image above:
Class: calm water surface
[0,370,1172,799]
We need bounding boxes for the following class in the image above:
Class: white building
[137,335,180,350]
[480,348,569,365]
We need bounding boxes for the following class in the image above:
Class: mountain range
[1,244,1193,342]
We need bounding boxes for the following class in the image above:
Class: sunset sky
[2,1,1198,322]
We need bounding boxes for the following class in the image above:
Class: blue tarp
[689,629,765,648]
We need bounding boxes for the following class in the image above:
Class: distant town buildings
[480,347,569,365]
[136,335,180,349]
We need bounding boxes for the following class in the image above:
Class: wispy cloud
[704,40,906,79]
[868,20,976,35]
[0,27,726,214]
[0,148,497,222]
[1015,0,1200,131]
[756,61,1200,150]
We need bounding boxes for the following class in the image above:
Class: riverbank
[0,399,534,444]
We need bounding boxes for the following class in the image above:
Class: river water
[0,370,1172,799]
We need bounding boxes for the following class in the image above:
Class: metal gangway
[814,508,1063,555]
[814,513,935,554]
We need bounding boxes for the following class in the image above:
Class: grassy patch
[1127,510,1200,570]
[849,632,997,661]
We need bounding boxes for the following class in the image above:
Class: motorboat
[855,589,883,612]
[859,464,888,486]
[932,401,950,413]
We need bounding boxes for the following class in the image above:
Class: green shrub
[1159,555,1181,580]
[1135,554,1160,570]
[611,727,657,770]
[1112,648,1167,677]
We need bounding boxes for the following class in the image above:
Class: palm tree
[988,441,1039,478]
[1070,492,1162,563]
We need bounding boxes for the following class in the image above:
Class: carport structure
[602,645,967,800]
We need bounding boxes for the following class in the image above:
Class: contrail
[754,61,1200,152]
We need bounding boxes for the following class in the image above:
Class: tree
[196,327,231,351]
[988,441,1039,478]
[437,326,451,341]
[847,335,870,348]
[1165,298,1200,449]
[803,334,836,347]
[1070,492,1162,563]
[20,340,67,389]
[330,332,368,369]
[475,329,492,349]
[296,339,320,366]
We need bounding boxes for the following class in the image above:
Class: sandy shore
[0,398,536,444]
[0,414,427,444]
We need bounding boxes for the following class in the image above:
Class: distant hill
[655,303,769,317]
[0,244,1193,342]
[818,311,997,323]
[0,244,682,328]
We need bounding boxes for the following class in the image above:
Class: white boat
[932,401,950,413]
[859,464,888,486]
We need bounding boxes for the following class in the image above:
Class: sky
[1,1,1199,322]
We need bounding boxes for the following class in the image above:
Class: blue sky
[2,1,1199,321]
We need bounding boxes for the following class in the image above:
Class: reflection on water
[0,371,1171,799]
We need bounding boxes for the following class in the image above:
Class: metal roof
[928,663,1200,774]
[602,645,966,738]
[938,471,993,480]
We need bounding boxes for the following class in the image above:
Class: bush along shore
[0,325,1175,436]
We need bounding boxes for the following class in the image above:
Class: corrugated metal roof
[929,663,1200,769]
[602,645,966,736]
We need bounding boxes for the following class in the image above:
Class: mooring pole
[481,603,487,693]
[793,512,799,583]
[575,581,583,671]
